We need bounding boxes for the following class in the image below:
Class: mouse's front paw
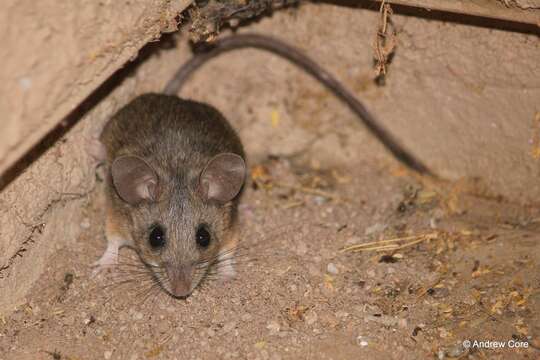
[91,249,118,277]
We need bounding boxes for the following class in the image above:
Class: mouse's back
[101,93,244,174]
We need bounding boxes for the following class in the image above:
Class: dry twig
[341,232,439,253]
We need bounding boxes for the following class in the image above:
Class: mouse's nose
[166,265,193,298]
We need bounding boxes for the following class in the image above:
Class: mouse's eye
[149,224,166,248]
[196,224,211,248]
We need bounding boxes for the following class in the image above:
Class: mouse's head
[110,152,246,298]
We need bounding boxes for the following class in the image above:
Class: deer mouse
[96,94,245,298]
[94,33,431,299]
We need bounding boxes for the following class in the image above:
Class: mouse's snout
[166,264,194,298]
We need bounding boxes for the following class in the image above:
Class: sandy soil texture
[1,153,539,359]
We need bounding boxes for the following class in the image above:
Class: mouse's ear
[111,155,159,205]
[199,153,246,203]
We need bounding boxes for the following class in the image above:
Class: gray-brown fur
[100,93,245,297]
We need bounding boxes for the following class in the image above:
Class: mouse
[95,94,246,298]
[93,33,432,299]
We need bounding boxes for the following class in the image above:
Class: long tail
[164,33,433,176]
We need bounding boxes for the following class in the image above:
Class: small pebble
[266,321,280,333]
[356,335,369,347]
[18,77,32,90]
[326,263,338,275]
[80,218,91,229]
[437,349,445,360]
[104,350,113,359]
[345,236,361,246]
[314,196,328,205]
[431,287,450,299]
[305,311,318,326]
[438,327,451,338]
[365,222,386,236]
[133,312,143,320]
[445,342,467,358]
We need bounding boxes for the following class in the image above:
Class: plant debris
[373,0,397,85]
[341,232,439,253]
[186,0,299,42]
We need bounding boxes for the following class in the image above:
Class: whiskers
[92,219,298,305]
[93,253,166,307]
[196,226,294,288]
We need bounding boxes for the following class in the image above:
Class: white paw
[92,234,131,277]
[91,249,118,277]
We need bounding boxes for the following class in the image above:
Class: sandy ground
[1,151,539,359]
